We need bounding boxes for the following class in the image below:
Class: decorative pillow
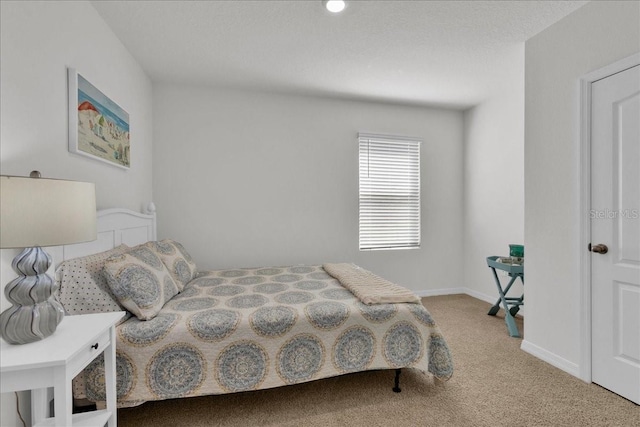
[103,244,180,320]
[56,244,131,323]
[144,239,197,290]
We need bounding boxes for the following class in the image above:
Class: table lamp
[0,172,96,344]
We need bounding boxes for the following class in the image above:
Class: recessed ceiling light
[323,0,346,13]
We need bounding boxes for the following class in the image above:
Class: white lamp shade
[0,175,97,248]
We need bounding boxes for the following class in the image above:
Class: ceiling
[91,0,587,109]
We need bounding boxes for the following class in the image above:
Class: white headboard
[60,204,157,262]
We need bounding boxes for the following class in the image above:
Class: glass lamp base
[0,247,65,345]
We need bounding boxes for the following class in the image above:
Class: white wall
[463,45,525,303]
[0,1,152,425]
[0,1,153,211]
[524,1,639,374]
[153,85,464,294]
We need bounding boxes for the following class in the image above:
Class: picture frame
[68,68,130,169]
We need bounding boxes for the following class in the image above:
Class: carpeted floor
[118,295,639,426]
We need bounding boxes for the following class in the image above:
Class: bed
[55,206,453,408]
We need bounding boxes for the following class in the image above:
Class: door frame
[578,52,640,383]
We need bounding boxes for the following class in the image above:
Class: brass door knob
[590,243,608,254]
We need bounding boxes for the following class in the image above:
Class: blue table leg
[504,309,520,338]
[488,268,521,338]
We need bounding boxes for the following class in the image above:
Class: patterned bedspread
[78,265,453,407]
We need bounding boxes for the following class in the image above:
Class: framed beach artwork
[68,68,130,169]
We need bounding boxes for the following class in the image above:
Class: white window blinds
[359,133,421,251]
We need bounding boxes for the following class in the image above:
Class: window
[358,133,421,251]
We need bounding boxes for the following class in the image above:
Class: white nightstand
[1,312,125,427]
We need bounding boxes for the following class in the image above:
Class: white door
[591,64,640,405]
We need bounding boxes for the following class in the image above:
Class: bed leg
[392,369,402,393]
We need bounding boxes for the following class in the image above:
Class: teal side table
[486,256,524,338]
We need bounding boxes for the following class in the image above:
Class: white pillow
[56,244,131,321]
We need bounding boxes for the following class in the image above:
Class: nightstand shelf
[35,409,112,427]
[1,312,125,427]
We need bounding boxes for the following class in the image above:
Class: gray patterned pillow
[145,239,197,291]
[56,244,131,322]
[104,245,180,320]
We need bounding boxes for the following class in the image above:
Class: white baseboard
[460,288,496,305]
[520,340,580,378]
[418,286,526,319]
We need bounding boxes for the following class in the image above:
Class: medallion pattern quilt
[75,265,453,407]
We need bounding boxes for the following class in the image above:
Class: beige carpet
[118,295,639,426]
